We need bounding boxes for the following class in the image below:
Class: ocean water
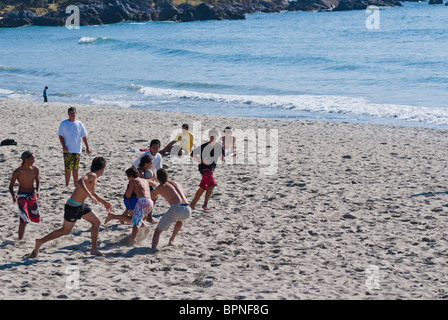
[1,2,447,129]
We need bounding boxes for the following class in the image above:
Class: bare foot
[90,249,105,257]
[147,219,158,225]
[190,203,196,210]
[29,249,38,258]
[168,240,177,247]
[104,212,113,225]
[202,205,211,212]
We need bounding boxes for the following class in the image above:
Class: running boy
[30,157,111,257]
[151,168,191,249]
[9,151,41,240]
[104,167,154,245]
[190,128,225,211]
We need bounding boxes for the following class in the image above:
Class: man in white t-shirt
[58,107,91,187]
[132,139,163,176]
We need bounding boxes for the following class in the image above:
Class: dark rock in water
[333,0,402,11]
[0,10,37,28]
[155,2,180,21]
[287,0,339,12]
[428,0,443,4]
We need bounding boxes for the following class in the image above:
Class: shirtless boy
[104,167,154,245]
[151,168,191,250]
[30,157,111,257]
[9,151,41,240]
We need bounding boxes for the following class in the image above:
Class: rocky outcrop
[286,0,339,12]
[333,0,401,11]
[0,0,404,28]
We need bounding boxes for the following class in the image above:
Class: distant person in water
[43,86,48,103]
[8,151,41,240]
[30,157,111,258]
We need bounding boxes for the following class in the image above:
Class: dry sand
[1,98,448,300]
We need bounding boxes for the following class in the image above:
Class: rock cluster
[0,0,404,28]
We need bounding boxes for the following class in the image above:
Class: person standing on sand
[43,86,48,103]
[104,167,154,245]
[30,157,111,258]
[189,128,225,212]
[151,168,191,250]
[8,151,41,240]
[58,107,91,187]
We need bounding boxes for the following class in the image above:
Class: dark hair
[125,167,139,178]
[139,155,153,168]
[21,150,33,165]
[150,139,161,148]
[91,157,106,172]
[182,124,189,130]
[156,168,168,184]
[68,107,77,114]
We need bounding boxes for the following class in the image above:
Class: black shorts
[64,202,92,222]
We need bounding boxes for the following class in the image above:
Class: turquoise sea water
[0,2,447,128]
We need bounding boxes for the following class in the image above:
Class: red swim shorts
[199,169,217,190]
[18,192,41,223]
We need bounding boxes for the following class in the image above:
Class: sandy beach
[1,97,448,300]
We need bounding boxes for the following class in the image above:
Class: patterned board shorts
[64,153,81,172]
[132,197,154,227]
[18,192,41,223]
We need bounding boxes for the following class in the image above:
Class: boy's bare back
[129,177,151,199]
[153,180,188,205]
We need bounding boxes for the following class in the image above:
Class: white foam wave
[136,85,448,125]
[0,88,14,95]
[78,37,114,44]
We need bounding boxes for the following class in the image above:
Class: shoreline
[2,98,448,300]
[1,94,447,131]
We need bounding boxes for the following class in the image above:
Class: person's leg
[152,227,163,249]
[190,187,205,210]
[72,170,79,187]
[64,171,71,187]
[72,154,81,187]
[18,221,27,240]
[82,211,104,256]
[202,185,215,211]
[104,211,132,225]
[131,225,140,245]
[63,153,73,187]
[31,220,75,257]
[169,221,183,247]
